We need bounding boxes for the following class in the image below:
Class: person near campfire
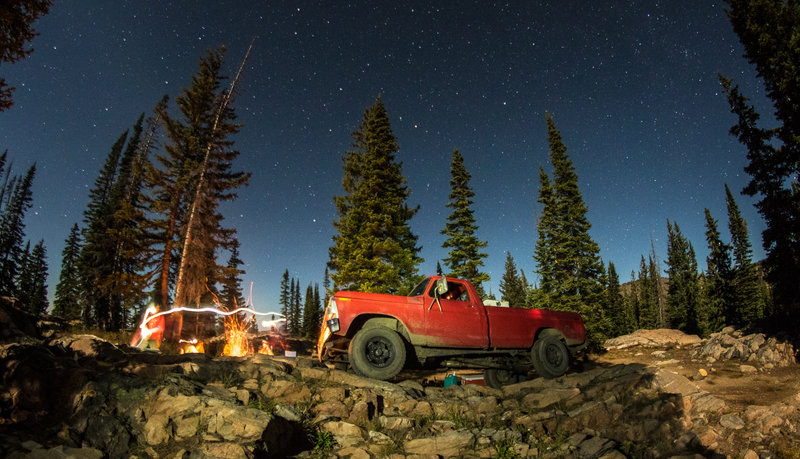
[131,304,165,350]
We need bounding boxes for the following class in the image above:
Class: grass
[309,430,336,458]
[494,439,521,459]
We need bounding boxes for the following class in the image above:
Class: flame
[221,312,253,357]
[179,338,204,354]
[131,300,286,357]
[258,340,274,356]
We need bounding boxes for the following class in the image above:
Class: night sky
[1,1,773,313]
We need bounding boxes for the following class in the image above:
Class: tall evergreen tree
[78,131,127,328]
[0,163,35,296]
[279,269,290,318]
[301,282,322,339]
[533,113,606,339]
[441,149,489,296]
[665,221,700,334]
[701,208,731,335]
[53,223,82,319]
[322,266,331,308]
[220,242,245,309]
[499,251,526,307]
[146,48,251,340]
[720,0,800,323]
[605,262,631,337]
[627,270,641,330]
[328,96,422,294]
[725,184,765,325]
[0,0,52,111]
[107,113,159,327]
[637,255,659,329]
[15,239,47,314]
[288,278,302,336]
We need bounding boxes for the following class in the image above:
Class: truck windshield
[407,278,431,297]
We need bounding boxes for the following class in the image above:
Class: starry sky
[1,1,773,313]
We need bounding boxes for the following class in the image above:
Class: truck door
[422,279,489,347]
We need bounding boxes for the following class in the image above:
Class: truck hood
[335,291,417,304]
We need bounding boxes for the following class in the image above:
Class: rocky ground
[1,301,799,458]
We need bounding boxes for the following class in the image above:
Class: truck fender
[533,327,566,347]
[350,315,413,344]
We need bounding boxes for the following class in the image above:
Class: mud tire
[348,326,406,380]
[531,333,569,379]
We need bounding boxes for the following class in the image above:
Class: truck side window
[430,282,470,302]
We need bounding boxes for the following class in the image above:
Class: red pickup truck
[317,276,586,387]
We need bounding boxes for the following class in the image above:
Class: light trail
[132,304,286,348]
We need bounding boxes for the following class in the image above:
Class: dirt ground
[590,345,800,409]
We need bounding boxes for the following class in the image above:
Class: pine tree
[15,239,47,314]
[302,283,321,339]
[145,48,251,340]
[725,184,765,325]
[533,113,606,340]
[53,223,82,319]
[220,242,245,309]
[665,221,700,334]
[441,149,489,296]
[78,131,127,328]
[0,0,52,111]
[328,95,422,294]
[606,262,630,336]
[627,270,641,330]
[499,251,526,307]
[163,47,251,310]
[637,256,659,329]
[0,163,35,296]
[289,278,302,336]
[701,208,731,335]
[720,0,800,323]
[322,266,331,308]
[106,113,158,327]
[279,269,290,318]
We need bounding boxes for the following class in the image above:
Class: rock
[312,400,349,419]
[521,387,580,410]
[692,368,708,381]
[8,445,104,459]
[719,414,745,430]
[604,329,702,350]
[577,435,617,458]
[404,430,475,457]
[740,364,758,374]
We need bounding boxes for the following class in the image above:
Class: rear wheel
[484,368,522,389]
[348,326,406,380]
[531,333,569,379]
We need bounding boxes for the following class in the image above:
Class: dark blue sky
[1,1,772,312]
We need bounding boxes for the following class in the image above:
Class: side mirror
[435,277,448,297]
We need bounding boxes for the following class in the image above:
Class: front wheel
[531,333,569,379]
[348,327,406,380]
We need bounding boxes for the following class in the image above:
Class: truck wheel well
[349,315,412,343]
[533,328,565,347]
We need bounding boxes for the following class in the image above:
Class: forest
[1,0,798,347]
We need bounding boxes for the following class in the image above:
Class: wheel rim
[545,342,564,367]
[365,336,394,368]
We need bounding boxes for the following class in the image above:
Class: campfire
[132,302,288,357]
